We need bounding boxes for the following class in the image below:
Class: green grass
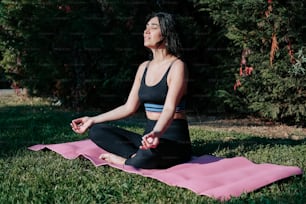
[0,95,305,204]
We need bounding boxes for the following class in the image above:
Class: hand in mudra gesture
[70,116,93,134]
[140,131,160,149]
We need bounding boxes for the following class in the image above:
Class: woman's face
[143,17,164,49]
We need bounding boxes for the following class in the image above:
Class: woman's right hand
[70,116,93,134]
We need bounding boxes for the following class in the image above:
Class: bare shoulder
[137,60,150,72]
[173,58,185,66]
[135,60,150,79]
[170,59,187,75]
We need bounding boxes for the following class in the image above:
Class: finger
[73,123,80,130]
[70,122,76,129]
[71,125,84,134]
[72,128,80,133]
[72,118,83,124]
[140,145,150,150]
[140,138,154,149]
[71,124,79,131]
[149,138,159,149]
[139,140,149,150]
[71,121,80,129]
[141,140,148,149]
[146,137,154,144]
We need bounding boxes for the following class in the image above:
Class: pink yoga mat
[28,139,303,201]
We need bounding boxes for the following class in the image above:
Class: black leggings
[89,119,192,169]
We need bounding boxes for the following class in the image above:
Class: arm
[141,60,188,148]
[71,62,147,134]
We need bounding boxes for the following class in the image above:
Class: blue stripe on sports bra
[144,103,163,112]
[144,100,186,113]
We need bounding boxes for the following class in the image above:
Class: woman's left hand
[140,131,160,150]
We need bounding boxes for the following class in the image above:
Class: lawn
[0,95,305,204]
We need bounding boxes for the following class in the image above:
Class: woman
[71,12,191,169]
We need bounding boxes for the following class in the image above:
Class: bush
[196,0,306,125]
[0,0,212,111]
[0,1,144,108]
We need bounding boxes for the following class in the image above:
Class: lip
[144,37,151,43]
[144,35,150,40]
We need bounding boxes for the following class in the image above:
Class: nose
[144,27,150,34]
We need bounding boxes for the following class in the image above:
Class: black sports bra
[138,59,186,112]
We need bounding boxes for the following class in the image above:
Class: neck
[151,48,172,62]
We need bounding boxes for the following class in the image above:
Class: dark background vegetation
[1,0,305,125]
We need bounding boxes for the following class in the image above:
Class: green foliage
[289,47,306,76]
[2,0,305,124]
[0,0,148,108]
[0,0,212,111]
[196,0,306,124]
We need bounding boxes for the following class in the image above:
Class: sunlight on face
[143,17,163,48]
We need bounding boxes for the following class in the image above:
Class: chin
[144,43,155,49]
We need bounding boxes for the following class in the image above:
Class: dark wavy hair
[146,12,182,58]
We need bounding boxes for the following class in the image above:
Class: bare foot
[99,153,126,165]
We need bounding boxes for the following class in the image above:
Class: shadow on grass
[1,104,306,159]
[192,137,306,157]
[0,105,76,157]
[0,104,145,158]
